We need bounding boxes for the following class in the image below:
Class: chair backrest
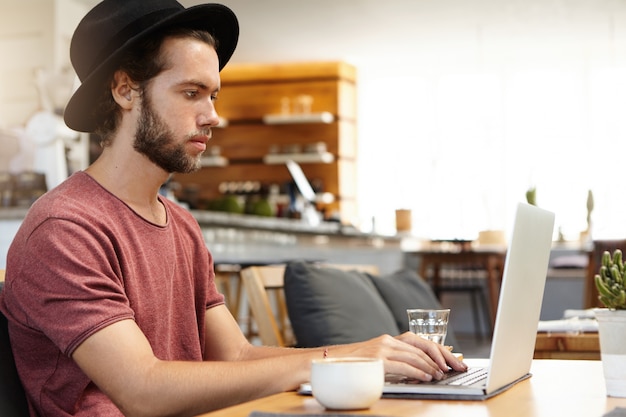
[240,263,380,347]
[241,265,290,347]
[0,275,31,417]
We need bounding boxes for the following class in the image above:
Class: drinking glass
[406,308,450,345]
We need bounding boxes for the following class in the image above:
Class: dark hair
[94,28,217,143]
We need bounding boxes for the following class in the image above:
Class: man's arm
[72,305,309,417]
[73,304,466,417]
[201,302,305,361]
[202,305,466,377]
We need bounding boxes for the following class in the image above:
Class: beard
[133,91,205,174]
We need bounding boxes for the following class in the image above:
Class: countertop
[0,206,397,241]
[0,207,29,220]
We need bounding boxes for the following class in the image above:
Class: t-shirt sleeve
[205,254,225,310]
[6,217,135,356]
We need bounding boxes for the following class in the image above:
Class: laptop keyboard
[393,367,488,386]
[440,367,488,386]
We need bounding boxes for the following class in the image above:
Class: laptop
[300,202,555,400]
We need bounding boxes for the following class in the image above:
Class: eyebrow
[179,79,220,93]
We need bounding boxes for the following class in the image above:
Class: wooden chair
[585,240,626,309]
[213,263,244,321]
[240,263,379,347]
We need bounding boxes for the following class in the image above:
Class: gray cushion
[366,269,459,348]
[284,261,400,348]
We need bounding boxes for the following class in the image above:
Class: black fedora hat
[64,0,239,133]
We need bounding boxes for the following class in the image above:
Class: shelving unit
[172,61,358,223]
[273,192,335,205]
[262,112,335,125]
[200,156,229,167]
[262,152,334,165]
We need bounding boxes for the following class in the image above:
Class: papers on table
[562,308,596,320]
[537,318,598,333]
[538,308,598,333]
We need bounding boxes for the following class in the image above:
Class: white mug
[310,357,384,410]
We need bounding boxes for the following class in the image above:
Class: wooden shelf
[273,192,335,205]
[262,112,334,125]
[263,152,334,165]
[200,156,228,167]
[173,61,357,222]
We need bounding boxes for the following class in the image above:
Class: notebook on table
[299,202,555,400]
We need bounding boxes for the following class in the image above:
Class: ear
[111,70,138,110]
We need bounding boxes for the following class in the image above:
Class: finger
[382,352,444,382]
[386,361,443,382]
[345,335,443,380]
[421,340,468,372]
[427,342,468,372]
[338,335,455,381]
[396,332,467,372]
[383,339,446,380]
[441,346,468,371]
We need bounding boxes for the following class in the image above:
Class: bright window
[357,66,626,241]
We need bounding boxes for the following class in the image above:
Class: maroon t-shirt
[0,172,224,416]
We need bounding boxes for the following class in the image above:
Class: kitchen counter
[190,210,400,241]
[0,207,405,272]
[0,206,394,240]
[0,207,29,220]
[190,210,403,273]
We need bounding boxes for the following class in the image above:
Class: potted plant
[594,249,626,398]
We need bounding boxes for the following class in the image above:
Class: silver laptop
[301,202,555,400]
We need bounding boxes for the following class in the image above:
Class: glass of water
[407,308,450,345]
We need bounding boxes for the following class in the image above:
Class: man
[0,1,467,416]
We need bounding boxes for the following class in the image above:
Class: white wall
[0,0,89,182]
[0,0,87,127]
[0,1,55,127]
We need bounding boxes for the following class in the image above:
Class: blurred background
[1,0,625,240]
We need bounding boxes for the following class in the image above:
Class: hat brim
[64,3,238,133]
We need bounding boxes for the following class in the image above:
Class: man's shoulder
[29,172,100,214]
[24,172,118,230]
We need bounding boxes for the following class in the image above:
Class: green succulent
[595,249,626,309]
[526,187,536,206]
[586,189,594,227]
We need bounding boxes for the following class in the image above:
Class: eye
[184,90,199,98]
[211,93,219,102]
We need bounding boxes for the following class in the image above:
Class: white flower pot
[594,308,626,398]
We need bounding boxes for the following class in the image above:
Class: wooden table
[410,249,506,326]
[199,360,625,417]
[534,332,600,360]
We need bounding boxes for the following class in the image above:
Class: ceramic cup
[310,357,384,410]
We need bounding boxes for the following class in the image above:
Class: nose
[198,100,220,128]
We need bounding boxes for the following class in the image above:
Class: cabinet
[172,61,358,223]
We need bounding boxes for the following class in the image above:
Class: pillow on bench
[366,269,459,348]
[284,261,459,349]
[284,261,399,348]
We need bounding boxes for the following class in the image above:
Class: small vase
[594,308,626,397]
